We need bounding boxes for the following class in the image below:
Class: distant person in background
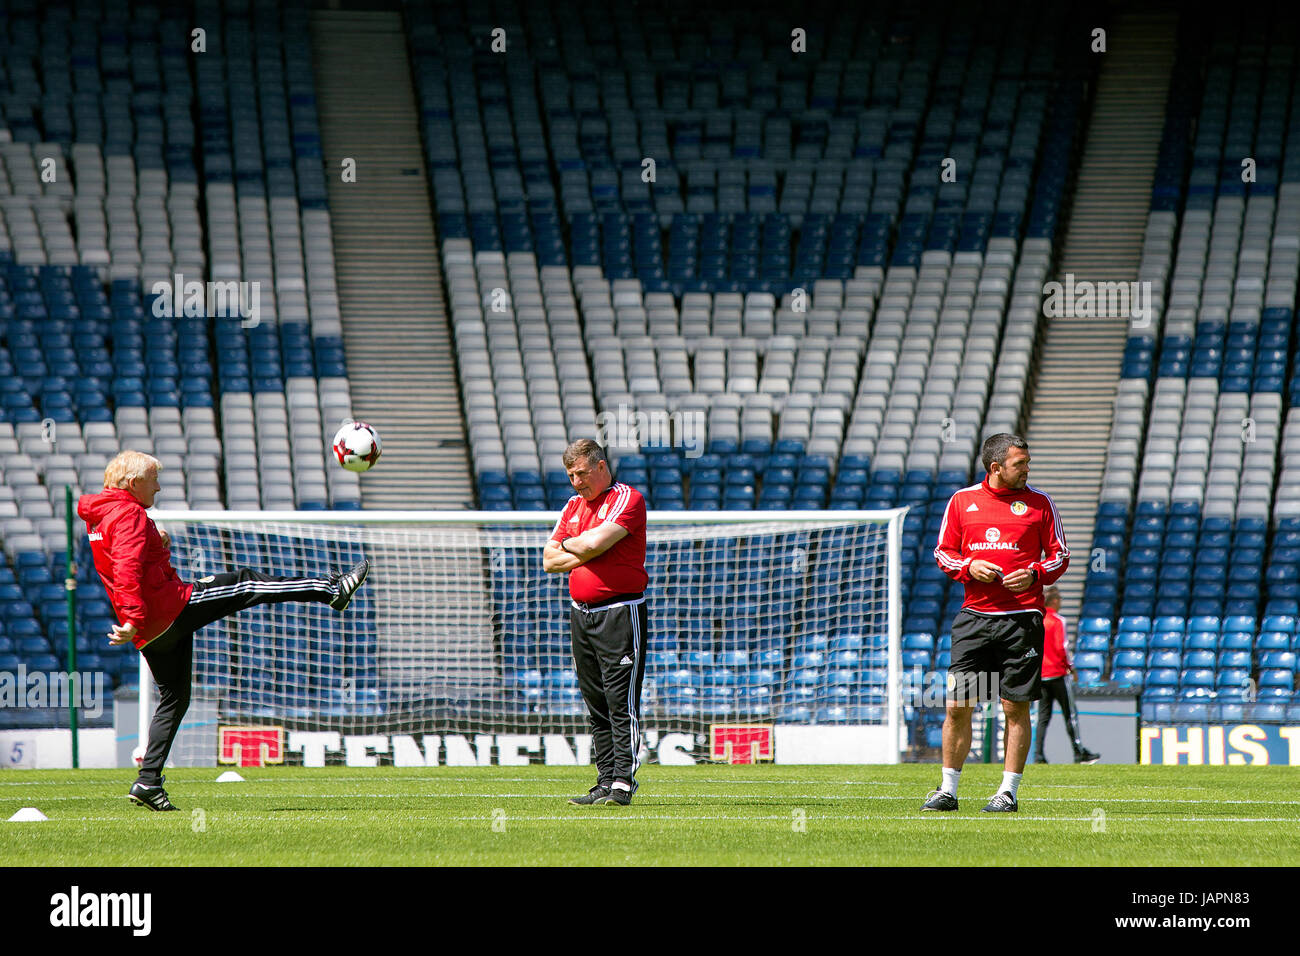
[1036,586,1099,764]
[79,450,370,811]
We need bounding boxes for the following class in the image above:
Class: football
[332,421,383,472]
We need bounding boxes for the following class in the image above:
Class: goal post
[140,508,908,768]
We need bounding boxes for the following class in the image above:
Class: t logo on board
[218,726,285,767]
[710,724,774,764]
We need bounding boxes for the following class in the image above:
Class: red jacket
[78,488,193,649]
[1042,608,1072,679]
[934,477,1070,615]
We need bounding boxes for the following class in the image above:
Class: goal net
[143,508,906,768]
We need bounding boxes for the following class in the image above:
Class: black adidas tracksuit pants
[570,594,648,787]
[137,568,339,784]
[1036,676,1084,759]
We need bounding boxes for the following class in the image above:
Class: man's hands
[158,529,170,549]
[542,523,630,573]
[109,622,138,646]
[543,539,584,573]
[969,560,1036,593]
[1001,568,1036,593]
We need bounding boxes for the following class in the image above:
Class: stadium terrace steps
[310,10,473,510]
[1055,11,1180,278]
[1026,10,1178,622]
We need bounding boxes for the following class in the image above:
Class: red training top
[1042,607,1071,679]
[934,477,1070,615]
[78,488,193,649]
[550,481,648,603]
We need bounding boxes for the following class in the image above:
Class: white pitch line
[441,816,1300,822]
[0,776,900,787]
[308,793,1300,805]
[11,792,1300,808]
[1031,784,1211,791]
[34,813,1300,825]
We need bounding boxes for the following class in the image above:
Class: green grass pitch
[1,764,1297,866]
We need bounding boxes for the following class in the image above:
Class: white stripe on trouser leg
[629,605,641,781]
[190,578,335,603]
[194,579,329,596]
[195,581,330,598]
[191,582,331,603]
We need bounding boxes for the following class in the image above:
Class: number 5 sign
[4,736,37,769]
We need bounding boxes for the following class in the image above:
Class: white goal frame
[139,508,907,765]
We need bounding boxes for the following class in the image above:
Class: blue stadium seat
[1257,631,1291,651]
[1261,614,1296,634]
[1220,612,1255,631]
[1077,632,1109,653]
[1112,668,1145,688]
[1259,670,1295,690]
[1079,616,1112,637]
[1217,650,1251,670]
[1113,649,1146,670]
[1148,631,1182,651]
[901,650,930,670]
[1152,615,1185,635]
[1218,631,1253,651]
[1216,669,1250,691]
[1113,631,1147,651]
[1143,668,1179,689]
[1179,668,1215,690]
[1260,650,1297,671]
[1148,649,1182,670]
[828,633,864,653]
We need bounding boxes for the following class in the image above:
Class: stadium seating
[0,0,362,691]
[403,0,1104,713]
[1080,9,1300,716]
[4,0,1298,731]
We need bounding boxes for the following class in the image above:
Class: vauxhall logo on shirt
[969,526,1022,551]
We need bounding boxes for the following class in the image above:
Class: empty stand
[1026,10,1178,621]
[311,8,473,508]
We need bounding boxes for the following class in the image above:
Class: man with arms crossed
[923,434,1069,812]
[542,439,648,806]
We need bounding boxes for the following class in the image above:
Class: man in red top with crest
[543,439,648,806]
[922,434,1070,812]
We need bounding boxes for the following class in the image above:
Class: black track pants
[1036,676,1083,757]
[136,568,337,783]
[570,597,649,787]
